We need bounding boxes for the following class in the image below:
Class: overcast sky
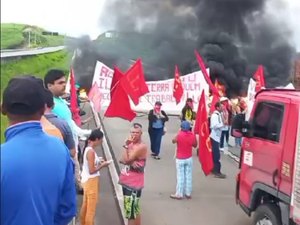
[1,0,299,50]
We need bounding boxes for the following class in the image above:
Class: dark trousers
[220,130,229,148]
[149,128,164,156]
[211,138,221,174]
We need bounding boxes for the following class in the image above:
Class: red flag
[120,59,149,105]
[110,66,124,99]
[104,84,136,121]
[69,68,81,126]
[194,91,214,176]
[173,65,184,104]
[194,50,220,96]
[253,65,265,92]
[88,82,101,112]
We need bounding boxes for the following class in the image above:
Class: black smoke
[70,0,296,96]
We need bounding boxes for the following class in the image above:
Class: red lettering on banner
[100,66,113,77]
[99,78,111,90]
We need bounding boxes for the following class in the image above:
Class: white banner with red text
[91,61,210,114]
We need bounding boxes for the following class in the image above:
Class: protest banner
[91,61,209,114]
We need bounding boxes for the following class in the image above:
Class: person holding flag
[210,102,227,179]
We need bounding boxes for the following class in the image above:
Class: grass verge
[1,24,25,49]
[1,23,66,49]
[1,50,71,142]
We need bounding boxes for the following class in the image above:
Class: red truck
[231,89,300,225]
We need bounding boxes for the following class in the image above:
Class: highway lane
[101,113,252,225]
[0,46,65,58]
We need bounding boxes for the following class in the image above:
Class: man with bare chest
[119,123,148,225]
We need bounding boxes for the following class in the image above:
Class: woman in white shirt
[80,129,111,225]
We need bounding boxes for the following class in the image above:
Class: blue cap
[181,121,191,131]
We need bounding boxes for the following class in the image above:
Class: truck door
[291,112,300,224]
[239,100,286,208]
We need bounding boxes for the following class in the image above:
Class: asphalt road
[75,104,123,225]
[100,113,253,225]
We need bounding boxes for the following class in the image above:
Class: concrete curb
[89,104,126,225]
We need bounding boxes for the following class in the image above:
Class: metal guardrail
[0,46,65,58]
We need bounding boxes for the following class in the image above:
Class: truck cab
[231,89,300,225]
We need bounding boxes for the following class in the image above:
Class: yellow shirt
[40,116,63,140]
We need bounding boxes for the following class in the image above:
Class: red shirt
[176,131,197,159]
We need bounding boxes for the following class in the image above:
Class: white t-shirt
[81,146,100,183]
[210,111,224,142]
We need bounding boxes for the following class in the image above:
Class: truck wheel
[253,204,282,225]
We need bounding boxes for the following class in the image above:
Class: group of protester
[0,70,112,225]
[116,96,248,224]
[143,96,247,201]
[1,70,248,225]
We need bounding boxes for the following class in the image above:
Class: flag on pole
[120,59,149,105]
[88,82,101,113]
[65,50,76,94]
[69,68,81,126]
[173,65,184,104]
[194,50,220,96]
[194,91,214,176]
[104,81,136,121]
[253,65,265,92]
[110,66,124,99]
